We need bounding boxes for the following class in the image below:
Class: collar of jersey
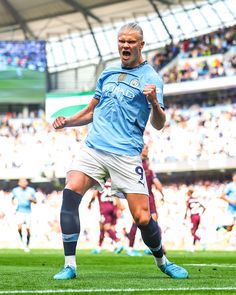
[121,60,147,70]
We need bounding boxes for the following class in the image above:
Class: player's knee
[133,212,150,226]
[103,224,110,231]
[65,181,83,195]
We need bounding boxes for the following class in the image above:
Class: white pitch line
[184,263,236,268]
[0,287,236,294]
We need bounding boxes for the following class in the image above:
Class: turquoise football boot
[158,260,188,279]
[53,265,76,280]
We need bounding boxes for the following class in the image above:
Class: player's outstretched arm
[88,190,98,209]
[143,84,166,130]
[153,178,164,198]
[53,98,99,129]
[29,196,37,204]
[220,193,236,205]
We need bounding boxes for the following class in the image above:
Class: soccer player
[217,172,236,246]
[88,179,124,254]
[12,178,37,252]
[52,22,188,280]
[185,188,205,251]
[127,144,164,256]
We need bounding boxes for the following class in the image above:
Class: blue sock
[60,188,82,256]
[138,218,164,258]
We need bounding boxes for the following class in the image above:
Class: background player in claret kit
[88,180,124,254]
[52,22,188,280]
[185,188,205,251]
[127,144,164,256]
[11,178,37,252]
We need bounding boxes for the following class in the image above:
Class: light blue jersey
[225,182,236,215]
[12,186,36,213]
[85,61,164,156]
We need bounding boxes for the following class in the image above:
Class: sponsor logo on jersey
[103,83,135,99]
[118,73,127,82]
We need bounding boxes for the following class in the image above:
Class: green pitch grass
[0,249,235,295]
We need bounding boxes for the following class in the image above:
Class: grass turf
[0,249,235,294]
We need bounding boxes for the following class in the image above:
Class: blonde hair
[119,22,143,40]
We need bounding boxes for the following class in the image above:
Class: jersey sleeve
[30,187,37,200]
[224,184,232,195]
[94,69,108,100]
[12,188,16,200]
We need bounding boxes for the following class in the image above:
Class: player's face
[18,178,28,189]
[118,29,144,68]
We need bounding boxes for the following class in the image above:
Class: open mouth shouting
[122,50,131,61]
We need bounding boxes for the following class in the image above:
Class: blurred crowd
[0,40,46,72]
[0,179,234,250]
[151,25,236,83]
[0,113,88,179]
[145,96,236,165]
[1,96,235,179]
[162,53,236,84]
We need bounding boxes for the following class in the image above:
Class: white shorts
[226,211,236,225]
[15,212,31,227]
[68,145,148,196]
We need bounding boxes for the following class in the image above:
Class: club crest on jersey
[130,79,139,87]
[118,73,127,82]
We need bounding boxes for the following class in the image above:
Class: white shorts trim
[68,145,148,196]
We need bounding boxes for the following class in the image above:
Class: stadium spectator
[88,180,124,254]
[231,54,236,74]
[11,178,37,252]
[52,22,188,280]
[152,43,179,71]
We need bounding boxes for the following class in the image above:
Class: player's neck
[122,60,146,70]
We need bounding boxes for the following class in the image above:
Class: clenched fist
[52,116,68,129]
[143,84,158,104]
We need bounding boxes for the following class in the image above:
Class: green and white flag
[46,91,94,122]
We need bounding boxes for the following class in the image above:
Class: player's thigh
[111,211,118,226]
[101,209,113,226]
[16,212,25,227]
[100,213,112,229]
[125,193,150,225]
[24,214,31,229]
[108,154,148,195]
[103,223,112,231]
[68,145,108,190]
[65,170,97,195]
